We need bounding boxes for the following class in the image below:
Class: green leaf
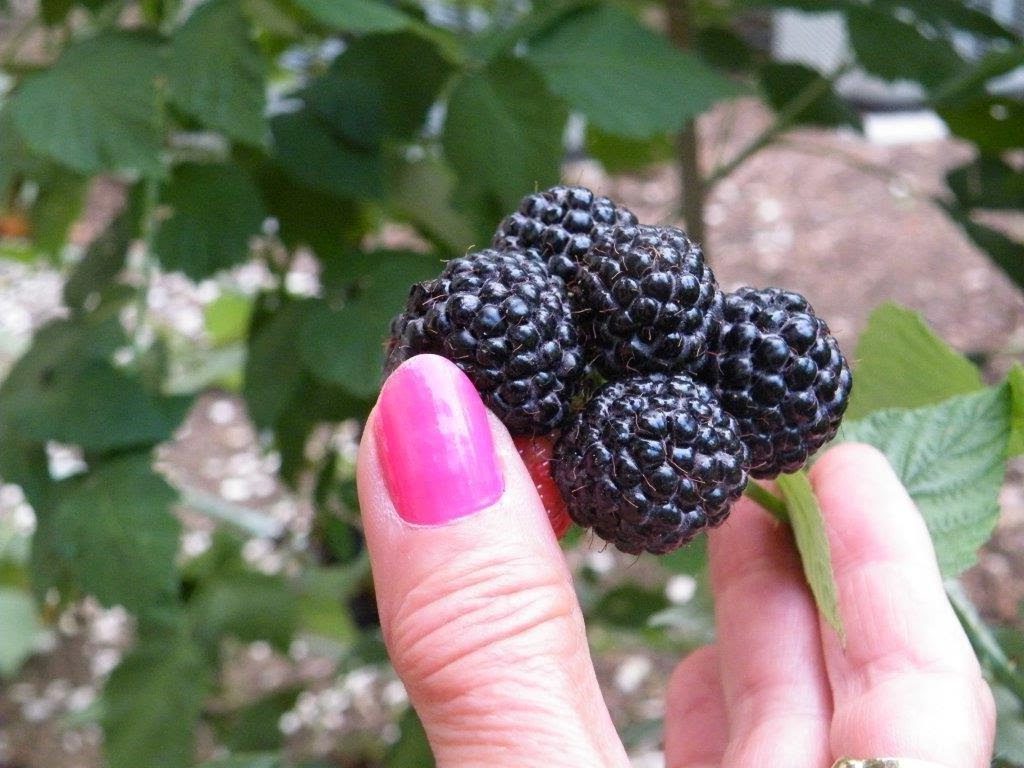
[307,32,452,149]
[63,187,143,312]
[40,0,76,24]
[272,376,371,485]
[588,583,670,628]
[585,126,674,174]
[1009,365,1024,457]
[387,155,479,252]
[197,754,282,768]
[526,5,740,138]
[0,107,42,198]
[875,0,1020,42]
[154,163,266,280]
[205,292,254,346]
[299,250,439,399]
[189,572,298,656]
[941,202,1024,290]
[934,47,1024,101]
[838,385,1012,576]
[776,471,844,642]
[0,417,50,512]
[938,95,1024,152]
[946,155,1024,211]
[847,302,983,420]
[0,318,182,452]
[696,25,754,72]
[297,566,360,643]
[29,172,88,258]
[385,707,434,768]
[9,32,164,176]
[214,691,300,753]
[846,6,965,90]
[102,618,211,768]
[243,298,313,428]
[759,62,861,129]
[270,109,384,200]
[167,0,268,146]
[995,684,1024,764]
[238,146,367,257]
[292,0,412,32]
[468,0,592,63]
[0,586,41,675]
[443,57,566,212]
[32,453,180,612]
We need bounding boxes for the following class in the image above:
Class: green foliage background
[0,0,1022,766]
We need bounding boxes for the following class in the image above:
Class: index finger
[810,443,995,767]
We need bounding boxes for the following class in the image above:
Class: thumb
[357,354,628,768]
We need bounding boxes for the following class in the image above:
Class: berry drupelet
[552,373,748,555]
[386,248,586,436]
[572,224,723,379]
[709,287,853,479]
[492,185,639,282]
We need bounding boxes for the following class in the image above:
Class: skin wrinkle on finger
[357,405,630,768]
[831,561,978,692]
[708,499,833,767]
[386,551,585,702]
[828,674,995,766]
[809,443,996,766]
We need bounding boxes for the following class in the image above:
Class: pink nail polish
[375,354,504,525]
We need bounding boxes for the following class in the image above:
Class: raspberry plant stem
[743,480,790,524]
[665,0,706,248]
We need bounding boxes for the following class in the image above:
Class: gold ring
[831,759,950,768]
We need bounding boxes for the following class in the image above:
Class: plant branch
[774,137,916,189]
[705,62,855,192]
[665,0,705,246]
[743,480,789,524]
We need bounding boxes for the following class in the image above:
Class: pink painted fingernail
[375,354,504,525]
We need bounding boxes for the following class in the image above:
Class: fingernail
[375,354,504,525]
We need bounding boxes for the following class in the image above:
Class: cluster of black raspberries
[385,186,852,555]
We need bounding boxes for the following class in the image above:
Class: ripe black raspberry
[552,374,748,555]
[710,287,853,479]
[386,248,585,436]
[492,185,639,282]
[572,224,723,378]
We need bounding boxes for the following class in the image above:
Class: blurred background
[0,0,1023,766]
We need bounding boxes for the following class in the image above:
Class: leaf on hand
[776,471,845,643]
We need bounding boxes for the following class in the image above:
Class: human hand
[356,354,995,767]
